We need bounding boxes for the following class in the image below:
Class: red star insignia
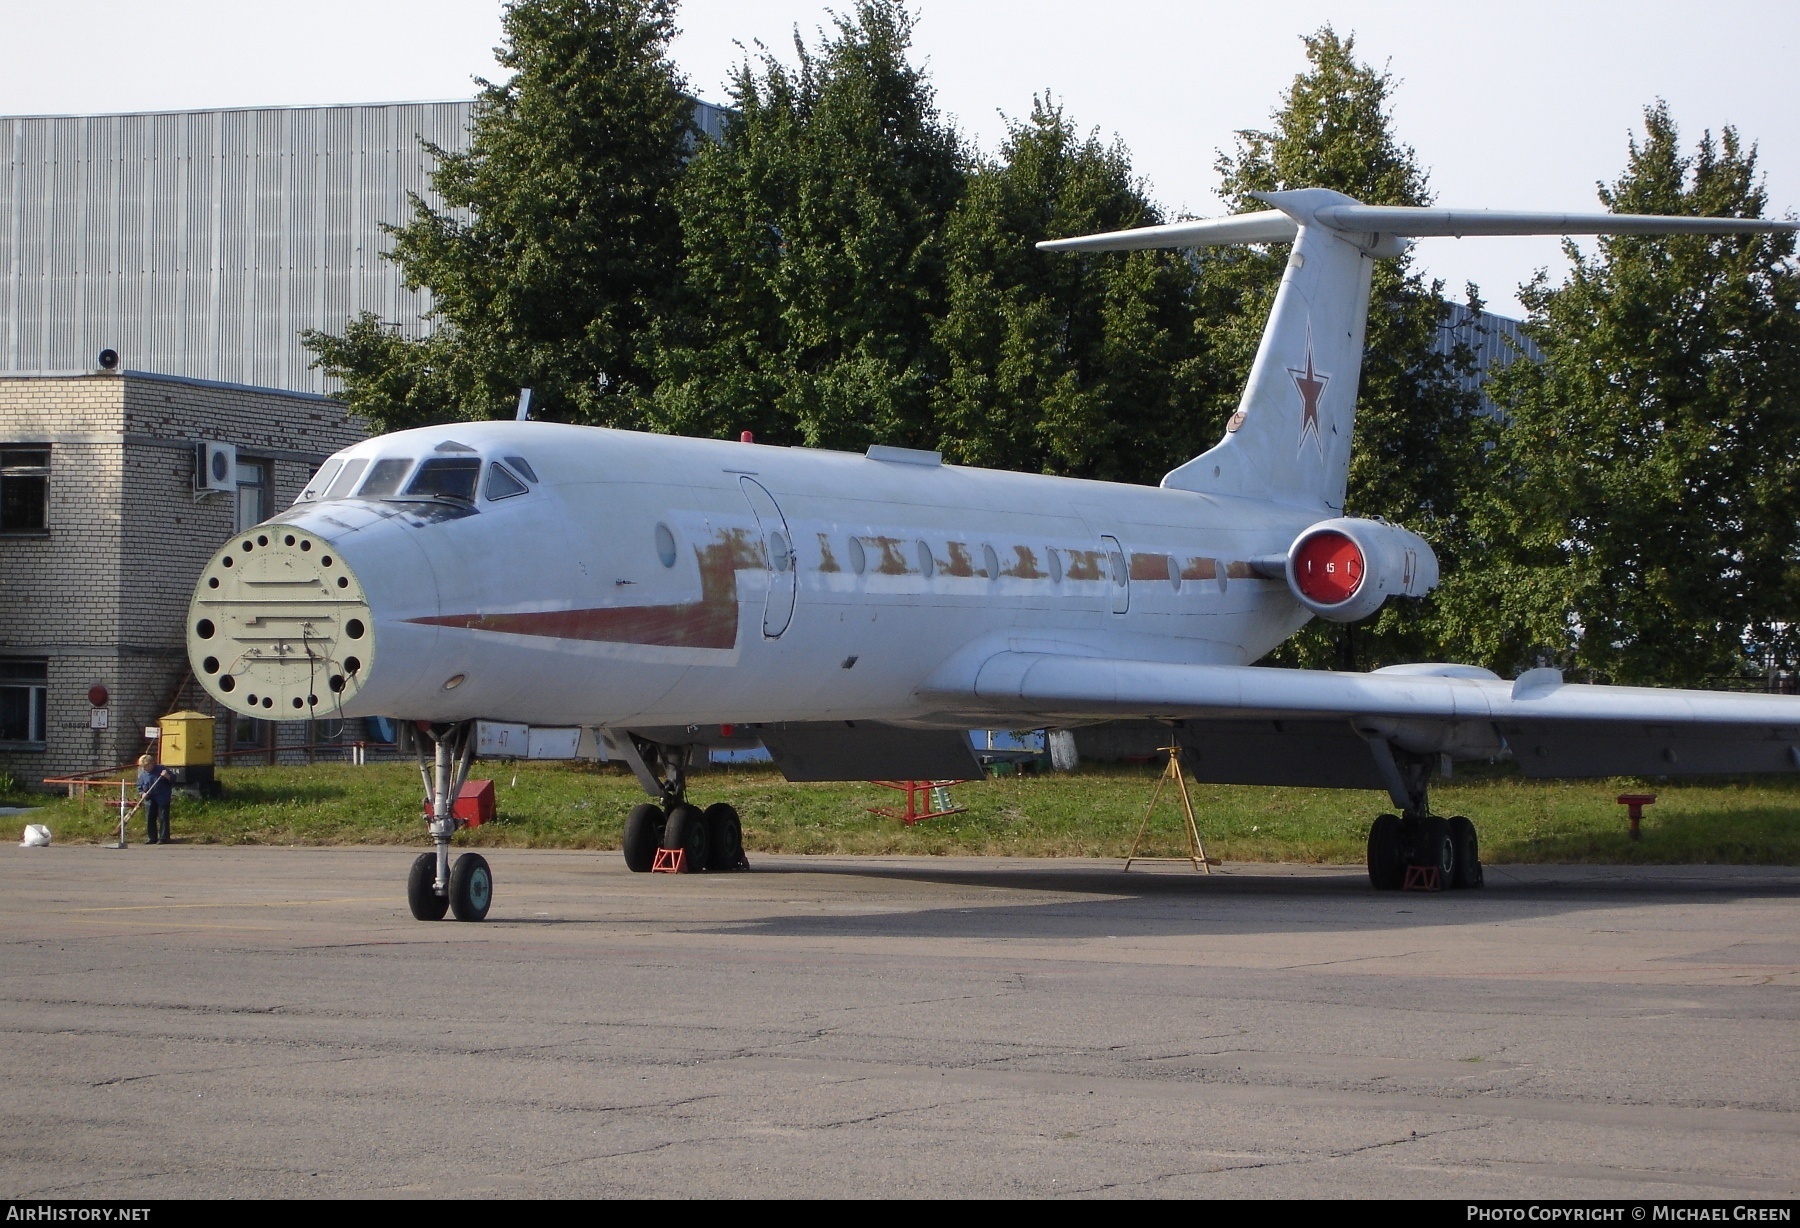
[1289,346,1329,454]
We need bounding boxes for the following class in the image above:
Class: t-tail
[1039,189,1795,511]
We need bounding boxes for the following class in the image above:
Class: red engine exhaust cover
[1294,530,1364,605]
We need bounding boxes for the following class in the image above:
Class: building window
[1,447,50,532]
[236,458,272,532]
[233,714,266,749]
[0,660,48,746]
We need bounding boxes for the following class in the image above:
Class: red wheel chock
[1402,865,1443,892]
[651,847,687,874]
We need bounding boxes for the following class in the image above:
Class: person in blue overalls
[136,754,173,845]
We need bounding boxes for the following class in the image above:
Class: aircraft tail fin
[1039,191,1796,511]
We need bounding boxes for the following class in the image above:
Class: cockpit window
[504,455,539,483]
[405,457,482,501]
[357,457,415,499]
[325,458,369,500]
[484,463,529,501]
[299,459,343,502]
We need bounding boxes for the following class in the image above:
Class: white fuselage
[210,421,1324,730]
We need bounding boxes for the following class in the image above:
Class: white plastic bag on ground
[20,824,50,847]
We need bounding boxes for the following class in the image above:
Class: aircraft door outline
[1102,534,1130,615]
[739,476,796,638]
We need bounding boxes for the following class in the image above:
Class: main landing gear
[1360,739,1483,892]
[406,720,494,921]
[608,734,748,875]
[1366,813,1482,890]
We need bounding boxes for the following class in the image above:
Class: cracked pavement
[0,847,1795,1197]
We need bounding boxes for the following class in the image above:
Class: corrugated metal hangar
[0,99,730,394]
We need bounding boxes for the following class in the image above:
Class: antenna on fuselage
[515,388,533,422]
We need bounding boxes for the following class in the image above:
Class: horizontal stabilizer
[1314,204,1799,239]
[1036,209,1297,252]
[1038,196,1797,254]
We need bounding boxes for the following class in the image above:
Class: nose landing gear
[405,720,495,921]
[608,733,750,874]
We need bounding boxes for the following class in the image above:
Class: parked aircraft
[186,188,1799,920]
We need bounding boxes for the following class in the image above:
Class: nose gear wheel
[405,721,498,921]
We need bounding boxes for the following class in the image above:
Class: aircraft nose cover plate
[187,528,374,719]
[1294,530,1364,605]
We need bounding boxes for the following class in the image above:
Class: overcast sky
[2,0,1794,317]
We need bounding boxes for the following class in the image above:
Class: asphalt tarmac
[0,844,1795,1199]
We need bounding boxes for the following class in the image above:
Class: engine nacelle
[1285,517,1438,623]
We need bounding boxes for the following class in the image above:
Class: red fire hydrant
[1616,793,1656,841]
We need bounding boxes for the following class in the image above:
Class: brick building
[0,369,365,782]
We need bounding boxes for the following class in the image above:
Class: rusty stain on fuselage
[1129,552,1171,582]
[1004,545,1046,579]
[410,527,763,650]
[413,517,1263,652]
[867,536,912,576]
[943,541,977,578]
[1062,549,1105,582]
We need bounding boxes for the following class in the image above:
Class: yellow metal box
[157,711,216,767]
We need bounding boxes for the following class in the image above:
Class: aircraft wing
[924,652,1800,781]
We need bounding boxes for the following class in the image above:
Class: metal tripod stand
[1124,744,1217,873]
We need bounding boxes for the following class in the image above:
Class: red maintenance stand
[869,780,967,826]
[1617,793,1656,841]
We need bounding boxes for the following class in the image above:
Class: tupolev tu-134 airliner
[186,188,1800,921]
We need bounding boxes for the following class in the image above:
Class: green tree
[1208,27,1482,670]
[930,98,1214,482]
[304,0,695,430]
[1440,104,1800,686]
[645,0,964,450]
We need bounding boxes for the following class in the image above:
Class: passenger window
[484,463,528,501]
[503,455,538,483]
[405,457,481,501]
[357,458,415,498]
[299,459,342,502]
[324,458,369,500]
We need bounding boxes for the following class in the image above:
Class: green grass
[7,760,1799,863]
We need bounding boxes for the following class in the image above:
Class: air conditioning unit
[196,441,236,493]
